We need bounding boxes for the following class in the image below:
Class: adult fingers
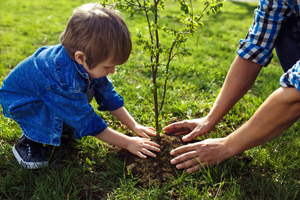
[186,162,208,173]
[163,121,189,133]
[171,154,209,172]
[171,151,198,165]
[182,128,202,142]
[174,129,191,135]
[171,154,200,169]
[170,143,196,156]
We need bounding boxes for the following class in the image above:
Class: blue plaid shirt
[280,61,300,91]
[237,0,300,92]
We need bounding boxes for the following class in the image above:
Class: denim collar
[72,61,89,80]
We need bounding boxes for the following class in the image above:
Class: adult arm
[170,87,300,173]
[163,56,262,141]
[163,0,293,141]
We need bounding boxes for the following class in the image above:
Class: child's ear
[74,51,86,65]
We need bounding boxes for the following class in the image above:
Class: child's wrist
[123,136,133,150]
[129,123,139,132]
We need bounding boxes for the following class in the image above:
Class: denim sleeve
[41,85,108,138]
[280,61,300,92]
[94,76,124,111]
[73,114,108,138]
[237,0,291,66]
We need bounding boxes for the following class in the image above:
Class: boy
[0,3,160,169]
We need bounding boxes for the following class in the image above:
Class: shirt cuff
[74,114,108,139]
[237,40,273,66]
[280,61,300,92]
[97,94,124,111]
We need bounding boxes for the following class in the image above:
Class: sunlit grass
[1,0,299,199]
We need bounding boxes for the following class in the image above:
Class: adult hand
[170,138,230,173]
[163,117,214,142]
[126,137,160,159]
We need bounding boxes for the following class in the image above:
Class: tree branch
[160,39,177,111]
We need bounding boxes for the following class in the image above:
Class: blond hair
[60,3,132,69]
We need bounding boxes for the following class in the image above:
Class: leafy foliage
[105,0,225,134]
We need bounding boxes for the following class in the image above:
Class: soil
[109,132,200,188]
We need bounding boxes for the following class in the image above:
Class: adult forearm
[226,87,300,156]
[169,88,300,172]
[207,55,262,125]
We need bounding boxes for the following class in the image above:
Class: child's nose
[109,66,115,74]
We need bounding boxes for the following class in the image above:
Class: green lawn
[1,0,299,199]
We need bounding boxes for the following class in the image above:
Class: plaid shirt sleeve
[237,0,293,66]
[280,61,300,91]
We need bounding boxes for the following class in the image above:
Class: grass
[1,0,300,199]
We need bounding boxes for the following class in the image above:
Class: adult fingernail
[182,136,189,141]
[176,164,181,169]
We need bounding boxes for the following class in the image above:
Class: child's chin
[93,75,105,79]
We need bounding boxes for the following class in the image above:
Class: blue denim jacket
[0,44,124,146]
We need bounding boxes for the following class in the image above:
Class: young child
[0,3,160,169]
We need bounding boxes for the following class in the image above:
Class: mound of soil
[110,133,196,188]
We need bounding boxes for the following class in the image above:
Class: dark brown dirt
[109,132,200,188]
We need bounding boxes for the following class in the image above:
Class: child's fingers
[136,129,156,137]
[141,148,157,158]
[144,128,157,136]
[147,127,155,131]
[136,151,147,159]
[139,132,150,138]
[144,140,160,148]
[144,143,160,152]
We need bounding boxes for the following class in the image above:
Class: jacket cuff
[74,114,108,139]
[97,94,124,111]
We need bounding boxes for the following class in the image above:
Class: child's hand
[126,137,160,159]
[132,124,157,138]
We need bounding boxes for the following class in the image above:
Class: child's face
[83,60,116,79]
[74,51,116,79]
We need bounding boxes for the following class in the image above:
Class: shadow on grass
[0,133,127,199]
